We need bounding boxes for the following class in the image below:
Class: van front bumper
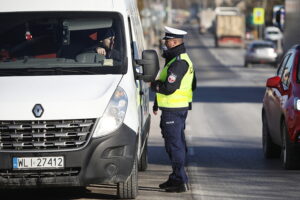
[0,123,137,188]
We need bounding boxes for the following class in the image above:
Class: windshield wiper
[0,70,19,76]
[26,67,98,74]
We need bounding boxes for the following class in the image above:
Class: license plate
[13,156,64,169]
[256,50,267,55]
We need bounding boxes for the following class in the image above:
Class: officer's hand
[151,81,160,92]
[153,105,158,115]
[96,47,106,56]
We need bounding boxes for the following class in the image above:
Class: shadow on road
[0,186,117,200]
[193,86,265,103]
[150,86,266,103]
[138,185,164,192]
[148,137,292,171]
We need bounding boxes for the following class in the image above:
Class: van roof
[0,0,128,12]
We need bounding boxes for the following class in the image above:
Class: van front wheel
[117,157,138,199]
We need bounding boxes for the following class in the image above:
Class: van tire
[138,140,148,171]
[117,157,138,199]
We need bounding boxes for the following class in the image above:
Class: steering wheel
[75,52,105,63]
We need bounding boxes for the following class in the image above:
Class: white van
[0,0,159,199]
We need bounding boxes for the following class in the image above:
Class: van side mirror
[136,50,159,82]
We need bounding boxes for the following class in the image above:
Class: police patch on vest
[167,73,177,83]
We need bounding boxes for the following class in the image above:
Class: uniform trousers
[160,110,188,184]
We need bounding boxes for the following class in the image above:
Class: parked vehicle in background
[214,7,245,48]
[263,26,283,61]
[244,40,278,67]
[264,26,283,42]
[262,45,300,169]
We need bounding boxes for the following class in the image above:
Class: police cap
[163,26,187,40]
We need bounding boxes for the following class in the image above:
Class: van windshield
[0,12,126,76]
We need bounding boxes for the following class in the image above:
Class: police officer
[151,26,196,193]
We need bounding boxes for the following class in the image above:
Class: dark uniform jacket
[151,43,196,112]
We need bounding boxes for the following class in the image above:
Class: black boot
[159,180,174,189]
[165,183,189,193]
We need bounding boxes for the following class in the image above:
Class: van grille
[0,119,96,151]
[0,168,80,178]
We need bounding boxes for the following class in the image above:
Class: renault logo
[32,104,44,118]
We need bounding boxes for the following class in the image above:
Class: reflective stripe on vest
[156,53,194,108]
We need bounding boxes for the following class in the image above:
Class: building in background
[283,0,300,52]
[138,0,285,48]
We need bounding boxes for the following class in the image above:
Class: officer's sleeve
[157,60,188,95]
[82,44,98,53]
[153,95,158,111]
[192,72,197,91]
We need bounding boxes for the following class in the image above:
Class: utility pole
[260,0,267,39]
[262,0,267,9]
[166,0,172,25]
[136,0,144,12]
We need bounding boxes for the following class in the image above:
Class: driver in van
[86,28,121,60]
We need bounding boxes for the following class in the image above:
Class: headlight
[294,98,300,111]
[93,86,128,138]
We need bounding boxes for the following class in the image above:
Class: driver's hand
[96,47,106,56]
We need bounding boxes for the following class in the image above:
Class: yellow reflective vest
[156,53,194,108]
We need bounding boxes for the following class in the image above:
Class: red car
[262,45,300,169]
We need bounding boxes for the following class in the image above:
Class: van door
[128,17,149,148]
